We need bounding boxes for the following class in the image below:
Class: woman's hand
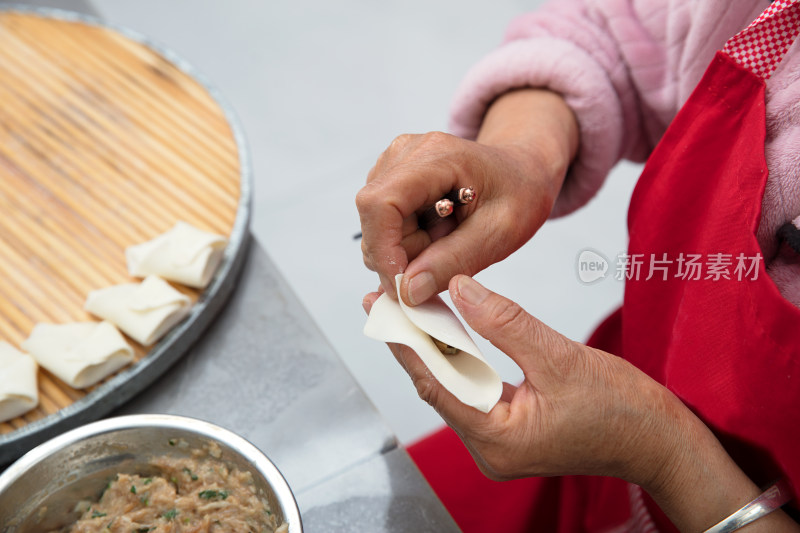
[366,274,672,483]
[356,89,579,306]
[362,276,799,532]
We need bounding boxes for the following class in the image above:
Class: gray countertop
[116,239,460,532]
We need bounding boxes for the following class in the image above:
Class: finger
[500,381,517,403]
[357,184,409,295]
[444,425,501,479]
[383,340,506,426]
[383,341,438,402]
[422,215,458,243]
[357,171,451,297]
[366,134,417,185]
[361,133,475,227]
[400,230,432,263]
[358,133,485,303]
[401,214,420,237]
[401,216,457,263]
[448,275,573,378]
[399,206,507,306]
[362,291,381,314]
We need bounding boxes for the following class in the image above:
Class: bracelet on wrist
[703,479,792,533]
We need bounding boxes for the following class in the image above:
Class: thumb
[448,275,570,377]
[399,213,497,306]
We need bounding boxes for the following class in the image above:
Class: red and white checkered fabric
[723,0,800,80]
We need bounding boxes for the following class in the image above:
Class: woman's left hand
[362,275,798,532]
[364,274,674,485]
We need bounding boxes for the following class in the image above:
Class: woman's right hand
[355,89,579,306]
[362,276,800,533]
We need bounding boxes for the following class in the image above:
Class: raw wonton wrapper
[0,342,38,422]
[85,275,192,346]
[22,321,134,389]
[126,221,227,289]
[364,274,502,413]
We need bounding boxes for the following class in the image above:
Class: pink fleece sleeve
[449,0,674,217]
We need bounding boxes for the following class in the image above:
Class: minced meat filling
[53,448,288,533]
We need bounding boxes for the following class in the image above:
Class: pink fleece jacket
[449,0,800,306]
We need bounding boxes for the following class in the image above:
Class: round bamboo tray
[0,8,251,465]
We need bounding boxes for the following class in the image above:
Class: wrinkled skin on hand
[356,90,578,307]
[362,274,676,487]
[362,276,800,531]
[357,131,556,306]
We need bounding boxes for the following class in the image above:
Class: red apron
[409,2,800,531]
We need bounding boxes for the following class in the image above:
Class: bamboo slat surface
[0,12,241,436]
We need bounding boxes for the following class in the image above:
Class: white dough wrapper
[126,221,228,289]
[0,342,38,422]
[364,274,502,413]
[21,321,134,389]
[85,275,192,346]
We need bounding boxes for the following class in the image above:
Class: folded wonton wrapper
[126,221,228,289]
[0,342,38,423]
[364,274,502,413]
[84,275,192,346]
[21,321,134,389]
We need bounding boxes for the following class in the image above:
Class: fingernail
[408,272,436,306]
[457,276,489,306]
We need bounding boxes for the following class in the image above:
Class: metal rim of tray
[0,5,253,466]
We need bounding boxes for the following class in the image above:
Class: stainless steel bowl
[0,414,302,532]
